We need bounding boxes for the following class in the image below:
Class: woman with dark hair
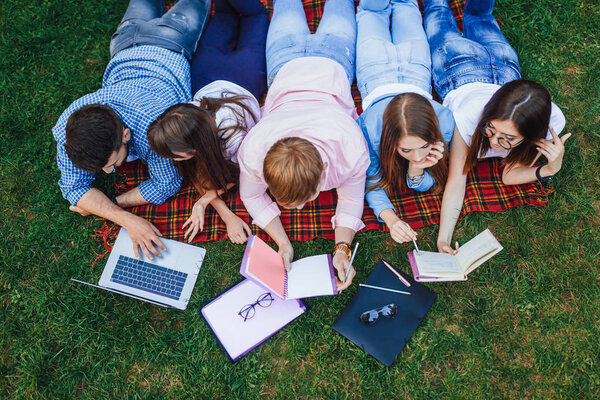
[148,0,268,244]
[423,0,570,254]
[356,0,455,244]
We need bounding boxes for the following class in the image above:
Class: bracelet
[535,166,552,182]
[333,242,352,259]
[408,173,425,185]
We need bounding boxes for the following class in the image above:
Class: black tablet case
[332,260,437,366]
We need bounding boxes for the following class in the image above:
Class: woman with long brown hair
[356,0,455,244]
[148,0,268,244]
[424,0,570,254]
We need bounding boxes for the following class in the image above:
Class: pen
[359,283,411,295]
[342,242,359,284]
[406,222,420,254]
[382,259,411,287]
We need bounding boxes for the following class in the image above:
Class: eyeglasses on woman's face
[481,121,525,150]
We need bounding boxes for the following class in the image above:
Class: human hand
[389,219,417,244]
[410,141,445,170]
[333,251,355,292]
[223,214,252,244]
[69,205,91,217]
[535,128,572,175]
[123,214,166,260]
[182,199,208,243]
[437,240,459,255]
[278,241,294,272]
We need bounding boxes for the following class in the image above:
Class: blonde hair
[263,137,323,205]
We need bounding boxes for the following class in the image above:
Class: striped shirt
[53,46,191,205]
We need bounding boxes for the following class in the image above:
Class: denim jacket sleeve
[406,170,435,192]
[359,115,396,222]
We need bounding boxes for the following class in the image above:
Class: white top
[191,80,260,163]
[443,82,566,158]
[361,83,432,111]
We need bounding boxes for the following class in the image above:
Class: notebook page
[412,251,462,276]
[244,236,286,298]
[455,229,502,274]
[201,279,305,361]
[286,254,336,300]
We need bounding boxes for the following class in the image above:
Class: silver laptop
[73,228,206,310]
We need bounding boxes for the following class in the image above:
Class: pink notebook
[240,236,338,300]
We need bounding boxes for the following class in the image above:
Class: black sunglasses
[359,303,398,325]
[238,292,274,322]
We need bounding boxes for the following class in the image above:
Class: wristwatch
[333,241,352,259]
[535,166,552,183]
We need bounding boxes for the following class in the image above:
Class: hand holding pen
[388,219,417,245]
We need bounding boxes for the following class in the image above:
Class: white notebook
[408,229,503,282]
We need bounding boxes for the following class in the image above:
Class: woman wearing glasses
[423,0,571,254]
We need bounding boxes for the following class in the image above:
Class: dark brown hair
[65,104,124,172]
[148,94,256,194]
[368,93,448,195]
[263,137,323,206]
[464,79,552,174]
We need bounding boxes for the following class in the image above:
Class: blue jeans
[266,0,357,85]
[110,0,211,60]
[356,0,432,99]
[423,0,521,100]
[190,0,269,99]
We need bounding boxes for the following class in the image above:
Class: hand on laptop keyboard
[122,214,166,260]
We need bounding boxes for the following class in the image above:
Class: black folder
[332,260,437,366]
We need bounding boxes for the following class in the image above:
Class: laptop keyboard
[111,255,187,300]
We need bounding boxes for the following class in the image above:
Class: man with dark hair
[53,0,211,260]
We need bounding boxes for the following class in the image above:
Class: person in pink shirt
[238,0,369,291]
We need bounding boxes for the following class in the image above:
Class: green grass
[1,0,599,398]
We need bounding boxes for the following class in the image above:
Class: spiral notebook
[239,235,337,300]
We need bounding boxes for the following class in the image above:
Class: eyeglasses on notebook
[238,292,274,322]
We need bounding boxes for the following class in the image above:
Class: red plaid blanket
[93,0,551,249]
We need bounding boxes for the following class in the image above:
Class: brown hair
[464,79,552,174]
[148,94,256,194]
[263,137,323,205]
[368,93,448,195]
[65,104,124,173]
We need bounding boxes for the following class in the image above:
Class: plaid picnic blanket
[93,0,551,249]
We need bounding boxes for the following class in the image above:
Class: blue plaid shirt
[53,46,191,205]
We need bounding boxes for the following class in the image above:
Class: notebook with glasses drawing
[72,228,206,310]
[201,279,306,361]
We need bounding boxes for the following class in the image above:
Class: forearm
[115,186,150,208]
[437,180,466,246]
[379,208,401,229]
[210,195,237,223]
[335,226,356,246]
[263,216,291,247]
[76,188,136,227]
[502,164,553,185]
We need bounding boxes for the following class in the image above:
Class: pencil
[359,283,411,295]
[342,242,359,284]
[382,259,411,287]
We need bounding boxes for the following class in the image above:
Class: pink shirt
[238,57,369,232]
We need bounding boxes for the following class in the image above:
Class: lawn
[1,0,599,399]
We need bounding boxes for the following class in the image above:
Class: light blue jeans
[266,0,357,85]
[356,0,432,99]
[110,0,211,60]
[423,0,521,100]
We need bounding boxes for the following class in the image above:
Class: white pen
[359,283,411,295]
[406,222,420,254]
[342,242,359,284]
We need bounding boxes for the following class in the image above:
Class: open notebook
[408,229,503,282]
[240,236,337,300]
